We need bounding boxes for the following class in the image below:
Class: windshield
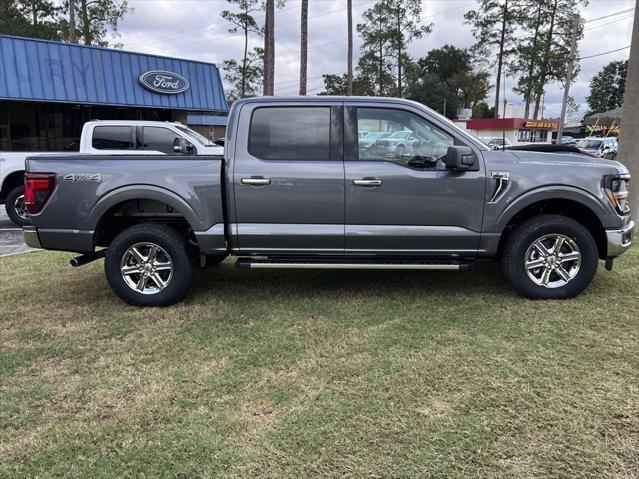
[576,139,602,150]
[174,125,215,147]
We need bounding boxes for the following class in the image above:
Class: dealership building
[0,34,228,151]
[454,117,559,146]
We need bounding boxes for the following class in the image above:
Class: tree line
[0,0,130,47]
[1,0,628,119]
[222,0,627,120]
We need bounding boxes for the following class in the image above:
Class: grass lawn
[0,248,637,478]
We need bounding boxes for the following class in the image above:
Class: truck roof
[83,120,186,127]
[228,96,490,151]
[231,95,424,106]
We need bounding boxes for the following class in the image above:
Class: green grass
[0,248,637,478]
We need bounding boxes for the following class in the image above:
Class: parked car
[556,136,576,145]
[358,131,392,153]
[0,120,223,226]
[24,97,633,306]
[480,137,512,150]
[576,137,618,160]
[376,130,421,156]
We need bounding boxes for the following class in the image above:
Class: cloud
[114,0,635,118]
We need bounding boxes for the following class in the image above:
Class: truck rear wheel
[5,185,30,227]
[105,224,193,307]
[502,214,598,299]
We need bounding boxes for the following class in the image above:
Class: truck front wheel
[105,224,193,307]
[502,214,598,299]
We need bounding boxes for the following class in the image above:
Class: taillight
[603,174,631,215]
[24,173,56,214]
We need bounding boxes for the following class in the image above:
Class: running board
[236,258,473,270]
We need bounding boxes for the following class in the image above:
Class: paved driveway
[0,208,37,256]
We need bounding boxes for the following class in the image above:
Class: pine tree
[357,0,431,97]
[221,0,262,98]
[586,60,628,114]
[465,0,519,117]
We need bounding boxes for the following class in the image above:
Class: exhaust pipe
[70,250,106,268]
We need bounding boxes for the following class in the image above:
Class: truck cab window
[248,107,331,160]
[92,126,134,150]
[356,108,454,170]
[142,127,191,155]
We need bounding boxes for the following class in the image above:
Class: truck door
[232,102,344,254]
[343,104,485,256]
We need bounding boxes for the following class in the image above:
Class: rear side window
[248,107,331,160]
[142,127,182,154]
[92,126,134,150]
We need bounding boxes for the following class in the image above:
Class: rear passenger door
[231,102,344,254]
[90,125,136,154]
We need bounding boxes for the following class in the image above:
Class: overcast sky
[113,0,635,119]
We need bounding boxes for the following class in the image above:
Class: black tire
[5,185,30,227]
[502,214,598,299]
[105,224,193,307]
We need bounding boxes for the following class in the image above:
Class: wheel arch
[90,186,203,249]
[495,188,609,259]
[1,170,25,201]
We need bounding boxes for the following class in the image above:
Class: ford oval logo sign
[139,70,189,94]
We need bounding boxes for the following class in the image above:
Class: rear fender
[88,185,203,231]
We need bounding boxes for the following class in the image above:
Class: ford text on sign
[139,70,189,94]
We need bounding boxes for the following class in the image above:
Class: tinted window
[142,127,185,154]
[92,126,134,150]
[357,108,454,170]
[249,107,331,160]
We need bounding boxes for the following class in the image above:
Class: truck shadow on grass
[189,259,514,303]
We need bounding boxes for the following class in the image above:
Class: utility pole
[346,0,353,96]
[299,0,308,95]
[618,3,639,232]
[69,0,77,43]
[557,16,579,140]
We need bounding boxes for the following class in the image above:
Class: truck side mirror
[173,137,194,154]
[173,137,186,153]
[444,146,476,171]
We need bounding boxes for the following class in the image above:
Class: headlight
[603,174,631,215]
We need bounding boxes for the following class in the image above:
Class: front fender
[489,185,619,232]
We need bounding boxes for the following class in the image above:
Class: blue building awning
[0,35,228,112]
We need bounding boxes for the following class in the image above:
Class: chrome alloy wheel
[525,234,581,288]
[14,195,28,220]
[120,242,173,295]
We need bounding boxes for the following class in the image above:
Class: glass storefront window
[0,101,174,152]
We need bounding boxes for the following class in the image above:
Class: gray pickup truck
[24,97,634,306]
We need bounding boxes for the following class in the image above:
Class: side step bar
[236,258,473,270]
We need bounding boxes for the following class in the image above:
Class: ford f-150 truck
[1,120,223,226]
[23,97,634,306]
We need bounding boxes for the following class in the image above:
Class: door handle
[241,177,271,186]
[352,178,382,187]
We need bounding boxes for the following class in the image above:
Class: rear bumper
[606,220,634,257]
[23,226,94,253]
[23,226,42,249]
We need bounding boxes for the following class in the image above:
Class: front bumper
[606,220,634,257]
[23,226,42,249]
